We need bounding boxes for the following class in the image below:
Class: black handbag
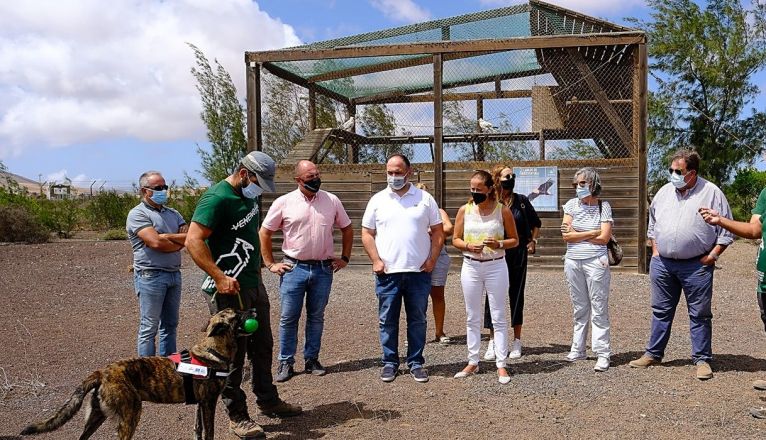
[598,201,623,266]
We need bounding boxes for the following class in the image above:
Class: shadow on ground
[265,401,400,439]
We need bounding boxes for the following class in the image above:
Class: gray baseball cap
[241,151,276,193]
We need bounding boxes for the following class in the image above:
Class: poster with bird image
[512,166,558,212]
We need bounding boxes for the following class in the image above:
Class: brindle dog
[21,308,251,440]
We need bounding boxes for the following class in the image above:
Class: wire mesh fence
[255,0,642,167]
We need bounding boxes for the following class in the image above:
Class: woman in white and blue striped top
[560,167,613,372]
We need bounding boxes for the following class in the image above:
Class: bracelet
[709,252,719,261]
[341,255,350,263]
[532,238,538,244]
[498,240,504,249]
[267,262,275,269]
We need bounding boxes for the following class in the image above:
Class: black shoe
[380,364,397,382]
[410,366,429,383]
[275,361,294,383]
[304,358,327,376]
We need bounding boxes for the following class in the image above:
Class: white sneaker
[509,339,522,359]
[594,356,610,372]
[483,340,496,361]
[565,351,587,362]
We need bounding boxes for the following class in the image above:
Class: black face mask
[471,192,488,204]
[501,177,515,191]
[302,177,321,193]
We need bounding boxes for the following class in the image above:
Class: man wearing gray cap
[186,151,301,439]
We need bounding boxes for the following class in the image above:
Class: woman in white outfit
[560,167,613,372]
[452,170,519,384]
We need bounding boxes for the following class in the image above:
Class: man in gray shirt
[126,171,187,356]
[629,150,733,380]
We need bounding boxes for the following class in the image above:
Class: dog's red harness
[168,349,229,405]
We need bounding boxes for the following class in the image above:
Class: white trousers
[461,258,509,368]
[564,255,612,357]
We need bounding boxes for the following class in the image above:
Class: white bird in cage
[340,116,355,131]
[478,118,495,132]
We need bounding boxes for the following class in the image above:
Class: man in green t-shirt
[700,189,766,419]
[186,151,301,439]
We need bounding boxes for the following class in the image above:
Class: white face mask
[387,174,407,190]
[576,184,591,200]
[669,171,688,189]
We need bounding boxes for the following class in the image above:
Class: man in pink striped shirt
[260,160,353,383]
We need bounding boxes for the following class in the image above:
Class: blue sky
[0,0,762,190]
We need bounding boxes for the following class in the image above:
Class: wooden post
[246,61,262,152]
[539,130,545,160]
[433,54,444,208]
[476,98,484,161]
[308,87,316,131]
[635,42,649,274]
[347,104,357,163]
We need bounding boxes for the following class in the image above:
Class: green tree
[262,72,308,162]
[629,0,766,187]
[189,44,247,183]
[724,168,766,221]
[357,103,412,163]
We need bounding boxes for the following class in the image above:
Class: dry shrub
[0,205,49,243]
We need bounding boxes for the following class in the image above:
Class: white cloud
[0,0,301,159]
[478,0,645,16]
[369,0,431,23]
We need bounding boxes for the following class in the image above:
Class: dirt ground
[1,239,766,439]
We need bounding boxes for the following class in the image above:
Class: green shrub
[168,173,202,223]
[0,205,49,243]
[31,198,82,238]
[87,191,138,229]
[724,168,766,221]
[102,228,128,240]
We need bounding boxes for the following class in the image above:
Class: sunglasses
[143,185,168,191]
[668,168,688,176]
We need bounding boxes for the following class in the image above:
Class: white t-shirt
[362,184,442,273]
[562,198,613,260]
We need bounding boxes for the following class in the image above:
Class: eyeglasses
[143,185,168,191]
[668,168,687,176]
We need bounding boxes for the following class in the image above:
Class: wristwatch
[498,240,504,249]
[708,252,719,261]
[532,238,539,244]
[341,255,350,263]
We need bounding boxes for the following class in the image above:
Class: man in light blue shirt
[126,171,187,357]
[630,150,733,380]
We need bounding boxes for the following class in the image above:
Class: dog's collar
[168,350,230,379]
[204,348,231,365]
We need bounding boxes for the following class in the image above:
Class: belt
[284,256,333,266]
[463,255,505,263]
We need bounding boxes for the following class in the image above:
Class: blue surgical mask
[387,174,407,191]
[669,171,687,189]
[150,190,168,205]
[576,184,591,200]
[241,179,263,199]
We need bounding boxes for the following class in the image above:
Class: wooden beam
[308,87,316,130]
[635,43,648,274]
[364,128,603,144]
[529,0,632,32]
[261,62,351,105]
[476,98,484,161]
[539,130,545,160]
[246,61,259,152]
[247,32,646,63]
[434,54,444,208]
[566,99,632,106]
[352,69,544,104]
[565,47,632,151]
[355,89,531,105]
[347,104,357,163]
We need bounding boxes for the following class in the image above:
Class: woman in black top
[482,165,542,361]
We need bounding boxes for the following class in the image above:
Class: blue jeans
[134,269,181,357]
[375,271,431,369]
[278,262,333,364]
[646,255,714,363]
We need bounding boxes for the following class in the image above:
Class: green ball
[242,318,259,333]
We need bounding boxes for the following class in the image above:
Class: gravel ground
[1,239,766,439]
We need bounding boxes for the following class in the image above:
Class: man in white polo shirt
[361,153,444,383]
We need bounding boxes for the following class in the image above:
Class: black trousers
[205,280,279,421]
[484,247,528,330]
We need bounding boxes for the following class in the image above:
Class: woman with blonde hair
[415,182,454,344]
[452,170,519,384]
[482,164,541,361]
